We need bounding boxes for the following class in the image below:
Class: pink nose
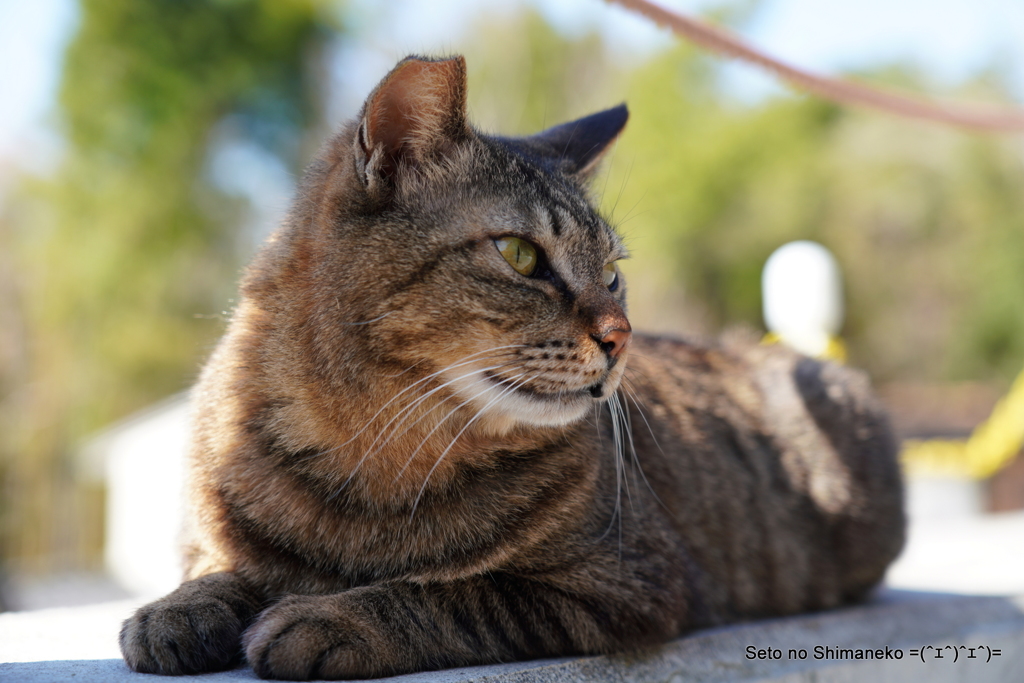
[597,327,631,360]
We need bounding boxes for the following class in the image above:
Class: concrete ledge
[2,589,1023,682]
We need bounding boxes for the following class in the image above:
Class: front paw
[244,594,385,680]
[120,595,246,674]
[120,572,261,675]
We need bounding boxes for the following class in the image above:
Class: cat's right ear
[527,104,628,181]
[353,56,469,199]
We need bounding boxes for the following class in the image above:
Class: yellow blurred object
[761,332,848,363]
[902,365,1024,479]
[824,336,848,364]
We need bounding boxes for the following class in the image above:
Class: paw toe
[120,599,244,674]
[244,598,372,680]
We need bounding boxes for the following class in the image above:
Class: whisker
[623,363,657,385]
[621,379,666,457]
[370,344,526,415]
[615,188,648,229]
[303,345,526,464]
[598,397,625,549]
[609,155,634,224]
[369,359,524,461]
[408,371,536,519]
[611,392,636,514]
[395,371,530,484]
[590,402,603,443]
[330,359,524,497]
[613,205,651,230]
[337,311,393,326]
[618,385,666,509]
[380,358,426,379]
[614,394,625,560]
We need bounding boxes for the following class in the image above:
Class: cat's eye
[494,236,538,276]
[603,262,619,291]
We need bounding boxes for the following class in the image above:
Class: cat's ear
[353,55,469,197]
[529,104,628,180]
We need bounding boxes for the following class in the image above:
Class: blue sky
[0,0,76,174]
[2,0,1024,175]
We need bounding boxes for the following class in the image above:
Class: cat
[119,55,905,680]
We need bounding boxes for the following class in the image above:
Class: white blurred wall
[84,396,189,599]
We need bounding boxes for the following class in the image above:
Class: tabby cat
[120,56,904,680]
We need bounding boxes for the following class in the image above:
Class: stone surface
[3,590,1024,682]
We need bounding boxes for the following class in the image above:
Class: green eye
[603,262,619,290]
[494,236,538,276]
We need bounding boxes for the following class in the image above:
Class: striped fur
[120,56,904,679]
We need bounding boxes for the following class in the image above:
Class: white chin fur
[445,369,597,428]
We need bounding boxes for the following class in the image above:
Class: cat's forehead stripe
[535,202,612,252]
[548,207,564,237]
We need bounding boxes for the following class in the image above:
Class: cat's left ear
[528,104,628,180]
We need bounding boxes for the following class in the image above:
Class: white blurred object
[884,475,1024,595]
[762,240,844,358]
[81,395,190,599]
[904,475,985,522]
[887,508,1024,595]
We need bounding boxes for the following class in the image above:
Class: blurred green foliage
[1,3,1023,574]
[1,0,339,571]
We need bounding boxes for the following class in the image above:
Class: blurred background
[1,0,1023,610]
